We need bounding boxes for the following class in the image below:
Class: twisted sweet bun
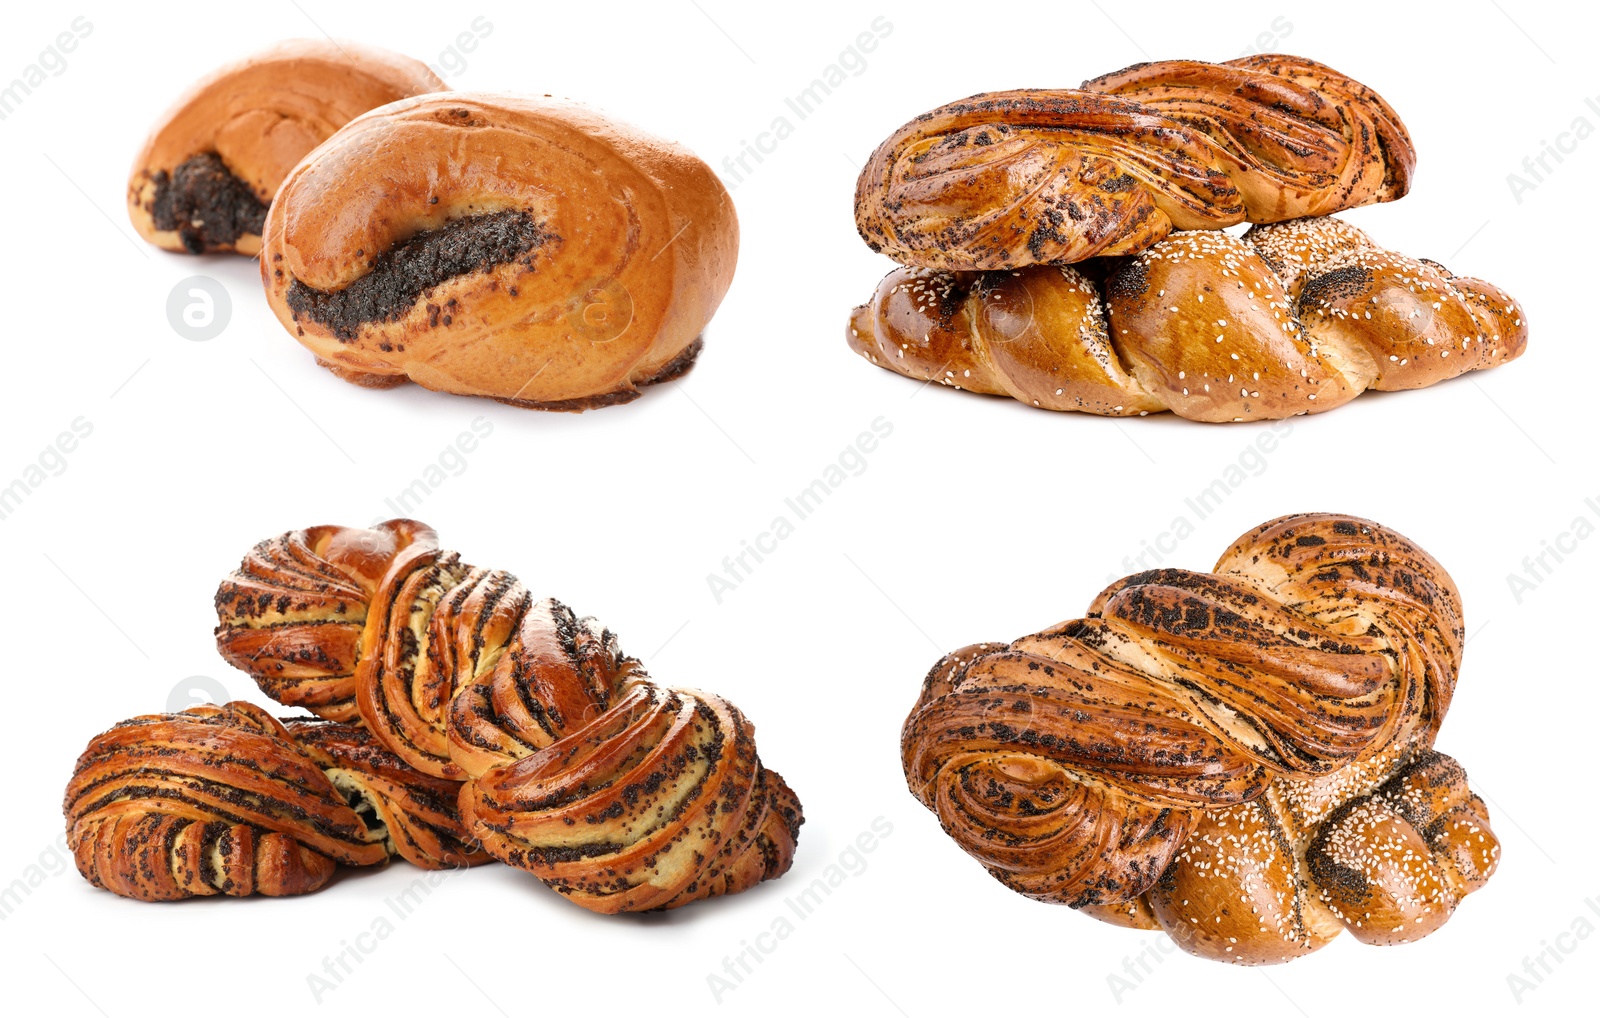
[286,718,491,871]
[855,55,1412,270]
[127,39,445,255]
[63,702,482,901]
[462,671,804,912]
[214,519,439,721]
[901,513,1498,964]
[259,93,738,411]
[847,215,1526,421]
[214,520,801,912]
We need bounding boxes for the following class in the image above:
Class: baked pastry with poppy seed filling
[847,215,1525,421]
[127,39,445,255]
[855,55,1413,271]
[63,702,488,901]
[212,519,800,912]
[901,513,1498,964]
[260,93,738,411]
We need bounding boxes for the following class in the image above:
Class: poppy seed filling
[149,152,270,253]
[284,210,552,341]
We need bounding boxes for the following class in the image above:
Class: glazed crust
[62,702,484,901]
[259,93,738,410]
[847,215,1526,421]
[127,39,445,255]
[212,520,801,913]
[901,513,1498,964]
[855,55,1412,270]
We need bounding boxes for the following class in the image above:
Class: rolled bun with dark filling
[127,39,445,255]
[259,93,739,411]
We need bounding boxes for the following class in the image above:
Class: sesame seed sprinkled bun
[847,215,1526,421]
[902,513,1499,965]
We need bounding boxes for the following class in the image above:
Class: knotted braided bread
[213,519,801,913]
[847,215,1525,421]
[855,55,1413,270]
[64,702,486,901]
[901,514,1497,964]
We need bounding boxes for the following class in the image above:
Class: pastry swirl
[855,55,1412,270]
[901,513,1497,963]
[63,702,483,901]
[214,519,801,912]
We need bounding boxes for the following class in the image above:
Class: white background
[1,1,1594,1014]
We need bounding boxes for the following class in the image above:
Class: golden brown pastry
[127,39,445,255]
[901,513,1498,964]
[215,520,801,912]
[258,93,739,411]
[855,55,1412,270]
[285,718,491,872]
[63,702,485,901]
[847,215,1526,421]
[213,519,439,722]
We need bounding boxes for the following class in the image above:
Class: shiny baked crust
[127,39,444,255]
[900,513,1498,964]
[854,55,1412,270]
[259,92,738,410]
[63,702,484,901]
[846,215,1526,421]
[214,520,800,912]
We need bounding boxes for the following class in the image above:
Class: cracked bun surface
[259,93,739,411]
[901,513,1498,964]
[127,39,445,255]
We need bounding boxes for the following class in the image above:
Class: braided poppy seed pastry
[127,39,444,255]
[846,215,1526,421]
[214,519,439,721]
[855,55,1412,271]
[214,520,802,912]
[901,514,1498,964]
[63,702,485,902]
[259,93,738,411]
[284,718,491,872]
